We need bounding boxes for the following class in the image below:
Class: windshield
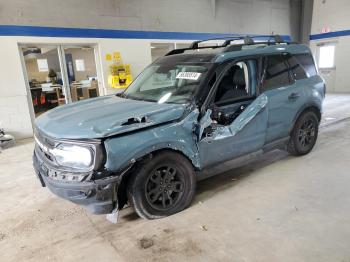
[123,62,211,104]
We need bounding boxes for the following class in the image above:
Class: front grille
[34,130,57,166]
[35,129,56,147]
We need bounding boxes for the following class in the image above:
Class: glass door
[62,46,100,102]
[20,45,68,117]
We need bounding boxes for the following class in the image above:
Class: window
[262,55,290,91]
[124,63,210,104]
[318,45,335,69]
[287,53,317,80]
[75,59,85,71]
[37,59,49,72]
[287,55,307,80]
[295,53,317,77]
[214,60,255,104]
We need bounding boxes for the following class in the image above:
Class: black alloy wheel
[145,165,185,211]
[298,118,316,149]
[288,111,319,156]
[128,151,196,219]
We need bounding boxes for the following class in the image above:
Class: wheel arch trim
[290,103,322,133]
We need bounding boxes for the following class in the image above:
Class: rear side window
[288,53,317,80]
[287,55,308,80]
[262,55,290,92]
[294,53,317,77]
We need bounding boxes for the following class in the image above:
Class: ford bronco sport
[33,35,325,220]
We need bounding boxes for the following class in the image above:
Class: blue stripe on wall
[310,29,350,40]
[0,25,291,41]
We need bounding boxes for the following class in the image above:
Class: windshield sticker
[176,72,201,80]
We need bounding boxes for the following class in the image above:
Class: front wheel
[287,111,319,156]
[127,151,196,219]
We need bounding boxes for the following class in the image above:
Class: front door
[197,59,268,169]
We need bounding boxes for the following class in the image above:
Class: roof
[215,43,311,63]
[155,52,218,64]
[158,35,312,64]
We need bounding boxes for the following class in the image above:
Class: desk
[71,81,99,101]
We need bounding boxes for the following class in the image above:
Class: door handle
[288,92,300,100]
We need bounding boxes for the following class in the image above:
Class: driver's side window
[207,59,257,127]
[214,60,256,105]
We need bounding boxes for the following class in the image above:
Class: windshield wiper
[116,93,126,98]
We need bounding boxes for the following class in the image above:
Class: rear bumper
[33,151,119,214]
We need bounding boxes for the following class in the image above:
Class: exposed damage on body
[33,35,325,221]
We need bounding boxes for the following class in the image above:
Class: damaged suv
[33,36,325,220]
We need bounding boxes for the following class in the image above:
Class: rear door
[261,54,304,143]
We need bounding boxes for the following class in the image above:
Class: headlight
[51,144,94,170]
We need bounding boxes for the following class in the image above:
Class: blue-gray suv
[33,36,325,219]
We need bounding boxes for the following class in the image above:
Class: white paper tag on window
[176,72,201,80]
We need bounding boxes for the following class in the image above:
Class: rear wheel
[288,111,319,156]
[127,151,196,219]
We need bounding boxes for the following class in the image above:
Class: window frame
[286,54,308,81]
[204,57,261,109]
[260,53,294,93]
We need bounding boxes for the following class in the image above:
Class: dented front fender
[103,110,201,172]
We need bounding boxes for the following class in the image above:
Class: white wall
[310,0,350,93]
[0,0,299,39]
[311,0,350,33]
[0,37,34,139]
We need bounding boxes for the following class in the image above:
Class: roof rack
[165,35,289,56]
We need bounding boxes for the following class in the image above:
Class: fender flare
[129,142,200,170]
[115,143,200,210]
[290,102,322,133]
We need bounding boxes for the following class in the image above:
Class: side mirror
[208,104,221,122]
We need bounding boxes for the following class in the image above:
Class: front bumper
[33,151,119,214]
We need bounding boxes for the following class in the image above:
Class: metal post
[58,46,72,103]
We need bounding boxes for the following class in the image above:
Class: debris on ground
[139,237,154,249]
[0,128,15,151]
[162,228,172,234]
[0,233,6,241]
[200,225,208,231]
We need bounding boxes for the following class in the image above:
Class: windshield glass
[123,62,211,104]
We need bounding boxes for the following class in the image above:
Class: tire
[127,151,196,219]
[287,111,319,156]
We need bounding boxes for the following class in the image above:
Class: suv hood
[35,95,187,139]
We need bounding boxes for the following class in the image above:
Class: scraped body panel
[198,94,268,168]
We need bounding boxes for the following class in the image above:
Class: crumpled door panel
[198,94,268,168]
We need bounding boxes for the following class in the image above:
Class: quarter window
[287,55,308,80]
[295,53,317,77]
[262,55,290,91]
